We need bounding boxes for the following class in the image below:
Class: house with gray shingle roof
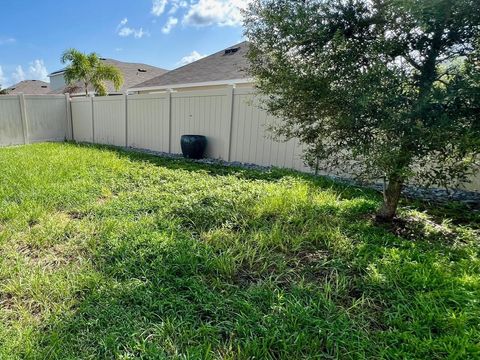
[129,42,252,93]
[2,80,51,95]
[49,58,169,96]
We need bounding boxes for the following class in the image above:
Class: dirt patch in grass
[28,219,39,228]
[1,295,47,324]
[0,293,15,311]
[66,210,87,220]
[12,239,87,271]
[15,242,42,261]
[233,248,342,290]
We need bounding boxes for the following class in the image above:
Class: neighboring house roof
[130,41,251,91]
[3,80,51,95]
[49,58,169,95]
[48,69,66,76]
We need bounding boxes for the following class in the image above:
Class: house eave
[48,70,66,77]
[128,78,253,93]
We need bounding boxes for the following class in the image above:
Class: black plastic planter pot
[180,135,207,159]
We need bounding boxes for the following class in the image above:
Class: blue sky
[0,0,247,88]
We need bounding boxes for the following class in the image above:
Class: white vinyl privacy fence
[70,87,309,172]
[1,88,479,191]
[0,94,71,146]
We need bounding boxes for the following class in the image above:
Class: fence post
[225,85,235,161]
[90,95,95,143]
[65,93,73,140]
[18,93,29,144]
[124,93,128,147]
[167,89,172,153]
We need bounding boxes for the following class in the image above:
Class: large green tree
[244,0,480,221]
[61,49,124,96]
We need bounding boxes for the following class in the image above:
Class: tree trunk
[376,177,403,222]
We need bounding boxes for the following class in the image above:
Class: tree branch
[403,54,422,70]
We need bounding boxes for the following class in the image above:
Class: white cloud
[117,17,128,31]
[169,0,188,15]
[162,17,178,34]
[0,66,6,87]
[28,59,49,82]
[168,7,177,15]
[0,37,16,45]
[177,50,206,66]
[117,18,149,38]
[0,59,50,87]
[182,0,250,27]
[12,65,26,83]
[151,0,168,16]
[149,0,250,28]
[118,27,149,38]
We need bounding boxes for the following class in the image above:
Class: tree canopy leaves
[244,0,480,219]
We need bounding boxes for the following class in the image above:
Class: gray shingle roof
[50,59,169,95]
[3,80,51,95]
[130,41,250,90]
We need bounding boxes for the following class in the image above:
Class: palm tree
[61,49,124,96]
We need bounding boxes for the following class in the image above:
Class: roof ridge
[49,58,168,76]
[130,41,250,90]
[167,40,249,74]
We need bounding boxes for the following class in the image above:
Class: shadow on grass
[68,141,479,227]
[11,141,479,359]
[67,142,381,200]
[30,218,371,358]
[30,205,479,359]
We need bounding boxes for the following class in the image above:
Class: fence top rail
[93,95,125,102]
[0,95,21,100]
[24,94,66,100]
[71,95,124,102]
[128,93,169,101]
[234,88,256,96]
[171,89,228,98]
[66,88,254,102]
[71,97,92,103]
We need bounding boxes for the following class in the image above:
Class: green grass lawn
[0,142,479,359]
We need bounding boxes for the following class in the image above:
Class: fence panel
[127,93,169,152]
[71,98,93,142]
[0,96,24,146]
[65,90,479,192]
[171,90,230,159]
[93,96,126,146]
[230,88,308,171]
[25,95,67,142]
